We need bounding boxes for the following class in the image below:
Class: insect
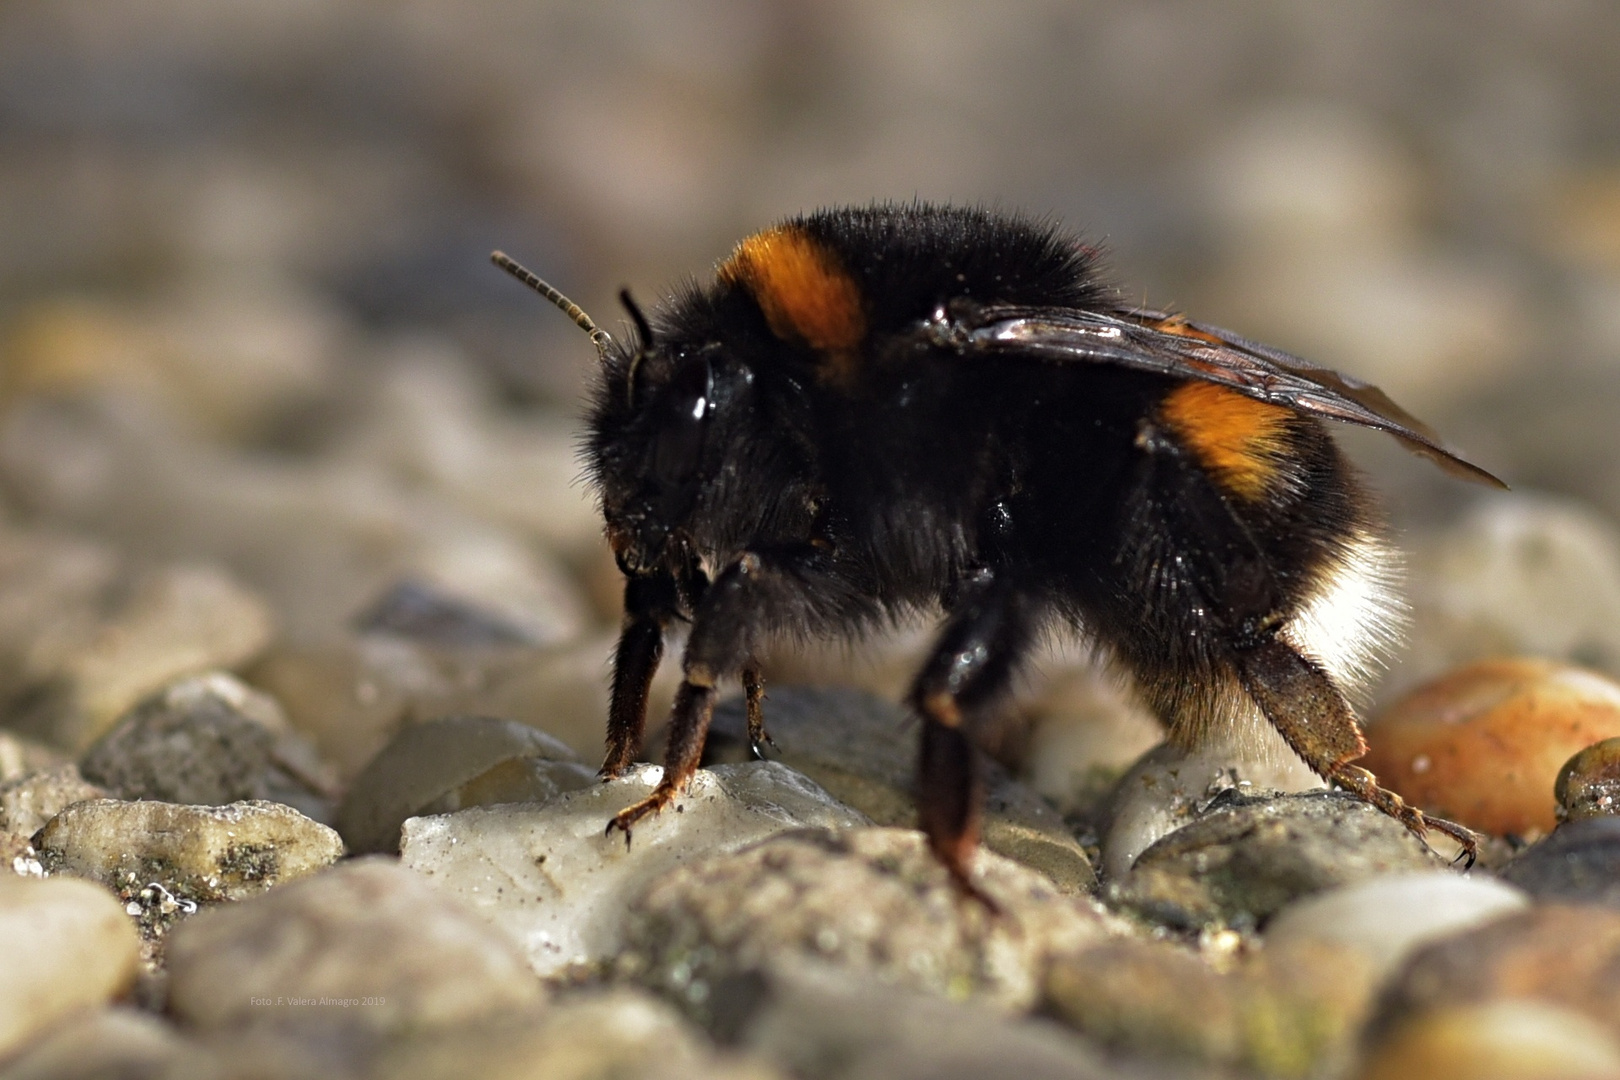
[493,202,1503,892]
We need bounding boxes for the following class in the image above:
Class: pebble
[0,1007,187,1080]
[399,761,868,978]
[1264,872,1529,982]
[0,764,105,867]
[704,686,1095,894]
[1111,791,1445,931]
[164,858,544,1035]
[252,630,677,781]
[0,874,142,1060]
[1357,1000,1620,1080]
[1394,495,1620,696]
[1556,736,1620,821]
[620,826,1123,1018]
[34,799,343,929]
[1362,657,1620,837]
[0,730,68,784]
[1372,904,1620,1036]
[5,560,276,751]
[1045,936,1378,1078]
[1017,662,1165,822]
[337,714,595,854]
[370,987,782,1080]
[719,960,1122,1080]
[1499,816,1620,907]
[1099,735,1326,881]
[79,671,335,821]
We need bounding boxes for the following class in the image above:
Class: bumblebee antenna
[490,251,613,361]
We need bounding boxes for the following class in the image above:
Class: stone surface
[34,799,343,934]
[79,671,335,822]
[1099,733,1326,881]
[1557,736,1620,822]
[621,826,1124,1018]
[399,761,868,978]
[0,730,67,784]
[0,764,105,867]
[338,714,594,854]
[1362,657,1620,837]
[0,1007,188,1080]
[3,559,276,751]
[1393,495,1620,697]
[1018,662,1166,822]
[1357,1000,1620,1080]
[717,960,1131,1080]
[1371,904,1620,1037]
[370,988,781,1080]
[1264,872,1529,982]
[704,686,1095,894]
[165,858,544,1034]
[1111,790,1446,930]
[1045,936,1378,1079]
[0,874,142,1060]
[1499,816,1620,907]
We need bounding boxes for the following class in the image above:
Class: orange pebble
[1363,658,1620,837]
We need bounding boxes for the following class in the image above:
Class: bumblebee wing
[950,305,1505,488]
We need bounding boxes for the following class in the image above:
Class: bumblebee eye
[651,358,713,484]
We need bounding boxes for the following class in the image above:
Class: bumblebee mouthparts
[491,250,614,360]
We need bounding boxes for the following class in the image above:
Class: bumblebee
[494,203,1502,891]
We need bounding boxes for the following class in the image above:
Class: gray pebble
[1499,816,1620,907]
[1110,790,1445,930]
[338,714,594,854]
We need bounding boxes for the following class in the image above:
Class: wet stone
[0,763,105,868]
[1370,904,1620,1038]
[0,874,143,1060]
[34,799,342,943]
[1556,736,1620,822]
[1110,790,1446,931]
[165,858,544,1036]
[1362,658,1620,838]
[337,714,594,854]
[619,826,1124,1020]
[399,761,868,978]
[1499,816,1620,907]
[1044,935,1378,1079]
[78,671,334,822]
[705,686,1095,894]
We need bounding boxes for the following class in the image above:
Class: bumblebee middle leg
[908,570,1038,900]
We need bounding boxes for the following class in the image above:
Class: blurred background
[3,0,1620,777]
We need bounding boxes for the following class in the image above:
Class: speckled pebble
[0,874,142,1060]
[0,764,105,866]
[1557,736,1620,822]
[34,798,343,920]
[399,761,868,978]
[337,714,594,854]
[1362,658,1620,837]
[1111,790,1445,930]
[165,857,544,1034]
[620,826,1125,1018]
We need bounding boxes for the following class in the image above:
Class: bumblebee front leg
[1235,634,1480,866]
[601,559,704,779]
[908,571,1037,900]
[608,546,841,839]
